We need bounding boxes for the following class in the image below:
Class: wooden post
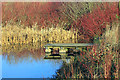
[50,48,53,55]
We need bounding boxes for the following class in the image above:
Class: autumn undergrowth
[54,22,119,79]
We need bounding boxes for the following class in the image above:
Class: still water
[2,43,63,78]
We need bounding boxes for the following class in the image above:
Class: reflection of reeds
[2,42,45,54]
[2,45,63,64]
[2,45,45,64]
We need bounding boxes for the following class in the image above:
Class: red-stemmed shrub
[75,2,118,40]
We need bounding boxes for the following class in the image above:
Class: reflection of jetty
[44,43,93,59]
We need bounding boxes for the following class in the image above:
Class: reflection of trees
[2,42,46,64]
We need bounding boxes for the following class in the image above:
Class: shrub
[75,2,118,41]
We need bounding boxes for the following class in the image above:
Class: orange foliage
[2,2,62,27]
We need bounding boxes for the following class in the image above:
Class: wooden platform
[44,43,93,59]
[45,43,93,47]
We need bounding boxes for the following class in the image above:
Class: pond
[1,43,64,78]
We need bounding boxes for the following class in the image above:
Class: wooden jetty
[44,43,93,59]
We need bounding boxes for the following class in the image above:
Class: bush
[54,22,119,79]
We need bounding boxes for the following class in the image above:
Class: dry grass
[2,23,78,46]
[102,22,119,46]
[100,22,119,78]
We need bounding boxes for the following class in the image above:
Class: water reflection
[2,42,63,78]
[2,48,45,64]
[2,42,46,63]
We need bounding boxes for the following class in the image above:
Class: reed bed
[2,24,78,46]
